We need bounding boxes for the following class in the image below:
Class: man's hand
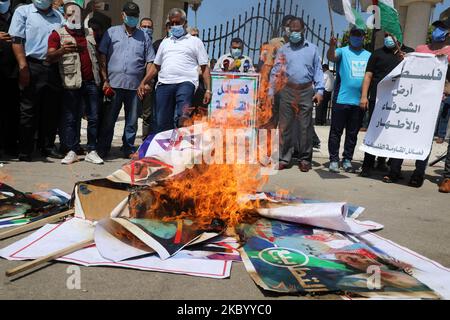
[313,93,323,106]
[360,97,369,110]
[137,82,152,100]
[62,41,78,54]
[18,65,30,89]
[0,32,12,43]
[329,36,338,48]
[203,91,212,105]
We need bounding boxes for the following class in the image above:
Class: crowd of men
[0,0,449,194]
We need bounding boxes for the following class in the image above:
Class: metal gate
[201,0,340,66]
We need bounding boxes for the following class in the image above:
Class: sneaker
[343,159,354,173]
[85,151,104,165]
[61,151,79,165]
[329,161,340,173]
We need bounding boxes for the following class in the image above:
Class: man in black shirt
[0,0,19,158]
[359,33,414,178]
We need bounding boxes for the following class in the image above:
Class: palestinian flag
[361,0,403,43]
[329,0,367,31]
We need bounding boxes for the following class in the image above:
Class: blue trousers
[60,81,100,152]
[155,82,195,133]
[98,88,139,155]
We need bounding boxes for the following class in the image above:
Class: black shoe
[18,154,32,162]
[408,174,424,188]
[41,148,64,159]
[360,167,372,178]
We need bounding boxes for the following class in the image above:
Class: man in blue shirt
[8,0,64,162]
[269,17,324,172]
[97,1,155,159]
[327,26,371,173]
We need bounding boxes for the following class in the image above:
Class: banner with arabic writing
[361,53,448,160]
[209,72,259,128]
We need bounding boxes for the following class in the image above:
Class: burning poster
[237,218,440,299]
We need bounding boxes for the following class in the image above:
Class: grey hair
[168,8,187,23]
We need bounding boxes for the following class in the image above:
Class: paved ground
[0,120,449,300]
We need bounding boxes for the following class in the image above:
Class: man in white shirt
[214,38,255,73]
[138,8,211,133]
[316,64,334,126]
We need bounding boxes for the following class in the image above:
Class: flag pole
[328,0,335,36]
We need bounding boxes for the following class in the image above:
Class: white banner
[360,53,448,160]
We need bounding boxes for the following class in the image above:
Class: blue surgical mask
[32,0,52,11]
[141,27,153,38]
[171,25,185,38]
[432,27,448,43]
[124,15,139,28]
[350,36,364,48]
[231,48,242,58]
[289,31,304,45]
[384,36,396,49]
[0,0,10,14]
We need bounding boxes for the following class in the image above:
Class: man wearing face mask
[0,0,20,159]
[140,17,152,40]
[97,1,155,159]
[327,26,371,174]
[269,17,325,172]
[46,1,104,165]
[214,38,255,73]
[138,8,211,133]
[8,0,64,162]
[359,33,413,178]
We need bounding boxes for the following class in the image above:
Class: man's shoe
[61,151,79,165]
[329,161,340,173]
[439,178,450,193]
[85,151,104,165]
[18,154,32,162]
[360,167,372,178]
[278,162,289,171]
[299,161,312,173]
[42,148,64,159]
[343,159,355,173]
[408,174,424,188]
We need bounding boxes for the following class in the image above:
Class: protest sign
[360,53,448,160]
[209,72,259,128]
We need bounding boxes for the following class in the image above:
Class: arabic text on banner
[360,53,448,160]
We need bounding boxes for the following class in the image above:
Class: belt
[27,56,51,67]
[286,81,313,90]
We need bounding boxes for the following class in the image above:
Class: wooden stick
[0,209,74,241]
[328,0,335,36]
[6,237,94,278]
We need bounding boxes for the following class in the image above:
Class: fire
[128,59,288,228]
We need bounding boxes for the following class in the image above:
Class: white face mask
[65,4,82,30]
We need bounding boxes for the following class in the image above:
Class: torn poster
[258,202,383,234]
[237,218,446,299]
[0,183,70,229]
[0,218,232,279]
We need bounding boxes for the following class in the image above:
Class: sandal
[382,173,401,184]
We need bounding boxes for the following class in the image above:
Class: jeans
[155,82,195,133]
[98,88,139,155]
[60,81,100,152]
[437,102,450,139]
[328,103,364,162]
